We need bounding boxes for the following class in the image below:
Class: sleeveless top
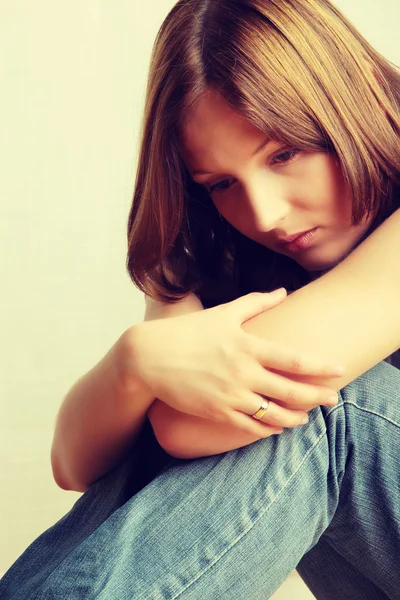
[386,350,400,369]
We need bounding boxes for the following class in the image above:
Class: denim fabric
[1,360,399,599]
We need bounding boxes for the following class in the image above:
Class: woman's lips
[279,228,319,253]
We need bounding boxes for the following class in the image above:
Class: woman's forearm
[51,289,209,492]
[51,332,155,493]
[242,209,400,390]
[151,210,400,459]
[51,291,206,492]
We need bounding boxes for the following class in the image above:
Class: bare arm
[51,335,155,492]
[149,210,400,458]
[51,285,209,492]
[245,210,400,383]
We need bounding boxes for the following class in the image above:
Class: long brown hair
[127,0,400,308]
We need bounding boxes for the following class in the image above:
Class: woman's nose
[245,177,290,232]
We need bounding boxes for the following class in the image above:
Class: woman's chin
[293,252,340,273]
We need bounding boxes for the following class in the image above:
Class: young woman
[1,0,399,598]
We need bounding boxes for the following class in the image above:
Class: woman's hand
[126,289,342,438]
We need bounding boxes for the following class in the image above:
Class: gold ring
[252,397,270,420]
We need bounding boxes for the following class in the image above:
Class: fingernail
[269,288,286,297]
[326,395,338,405]
[273,429,284,435]
[301,416,309,424]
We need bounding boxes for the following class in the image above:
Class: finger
[250,337,345,378]
[249,365,339,410]
[226,409,284,439]
[223,289,287,325]
[237,394,309,428]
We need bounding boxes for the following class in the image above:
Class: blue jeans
[1,360,399,599]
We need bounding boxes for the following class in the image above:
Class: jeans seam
[343,400,400,430]
[171,430,326,600]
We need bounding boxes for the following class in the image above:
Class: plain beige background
[1,1,398,596]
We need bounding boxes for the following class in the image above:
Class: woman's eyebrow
[252,136,272,156]
[192,136,272,177]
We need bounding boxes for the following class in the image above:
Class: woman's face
[180,90,374,272]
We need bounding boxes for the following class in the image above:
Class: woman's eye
[206,149,300,194]
[271,149,301,166]
[208,179,234,194]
